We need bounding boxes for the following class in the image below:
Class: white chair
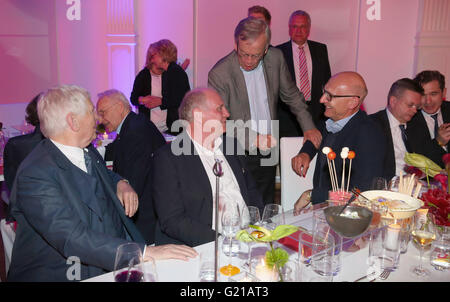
[1,219,16,276]
[280,137,317,211]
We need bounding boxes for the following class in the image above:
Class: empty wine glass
[410,212,437,278]
[262,204,285,230]
[220,200,241,276]
[371,177,387,190]
[114,243,145,282]
[241,206,261,267]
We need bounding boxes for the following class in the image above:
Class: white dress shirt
[421,110,447,151]
[188,132,247,234]
[241,61,272,135]
[386,109,407,176]
[51,139,88,173]
[150,72,167,132]
[292,40,313,101]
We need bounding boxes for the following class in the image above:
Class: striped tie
[298,46,311,101]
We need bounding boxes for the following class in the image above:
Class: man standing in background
[276,10,331,137]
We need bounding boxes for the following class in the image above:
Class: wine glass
[410,212,437,278]
[262,204,285,230]
[371,177,387,190]
[220,200,241,276]
[241,206,261,267]
[114,243,145,282]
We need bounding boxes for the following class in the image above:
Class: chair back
[280,137,316,211]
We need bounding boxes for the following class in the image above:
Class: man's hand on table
[144,244,198,261]
[116,180,139,217]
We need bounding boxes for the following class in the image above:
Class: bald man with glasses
[293,71,386,209]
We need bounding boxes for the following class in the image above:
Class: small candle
[385,224,401,250]
[103,133,108,140]
[254,259,278,282]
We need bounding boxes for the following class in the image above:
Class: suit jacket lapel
[230,53,251,120]
[44,140,104,218]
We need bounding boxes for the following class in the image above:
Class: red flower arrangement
[419,154,450,226]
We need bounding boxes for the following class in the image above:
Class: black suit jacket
[301,111,386,203]
[370,109,398,181]
[406,101,450,168]
[106,112,166,244]
[3,126,45,191]
[8,140,145,281]
[130,62,190,133]
[152,133,264,247]
[276,40,331,137]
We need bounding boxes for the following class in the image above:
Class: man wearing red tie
[276,10,331,137]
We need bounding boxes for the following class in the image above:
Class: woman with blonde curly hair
[131,39,190,134]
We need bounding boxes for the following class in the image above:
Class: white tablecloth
[85,209,449,282]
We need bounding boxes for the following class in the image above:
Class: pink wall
[357,0,420,114]
[0,0,425,127]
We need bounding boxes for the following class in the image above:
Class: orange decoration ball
[328,151,336,160]
[348,151,356,159]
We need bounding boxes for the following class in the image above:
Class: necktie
[431,114,439,139]
[298,46,311,101]
[84,149,93,175]
[399,124,411,152]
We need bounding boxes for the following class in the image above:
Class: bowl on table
[324,206,373,238]
[359,190,423,219]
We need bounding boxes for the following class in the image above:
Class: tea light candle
[103,133,108,140]
[385,224,401,250]
[254,259,278,282]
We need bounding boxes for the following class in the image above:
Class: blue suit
[300,111,387,204]
[7,139,145,281]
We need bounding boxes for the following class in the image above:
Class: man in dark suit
[3,93,45,192]
[371,78,424,181]
[408,70,450,168]
[276,10,331,137]
[7,85,196,281]
[208,17,321,205]
[130,39,190,134]
[97,89,166,244]
[152,88,264,247]
[292,72,386,209]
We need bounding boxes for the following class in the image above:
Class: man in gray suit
[208,17,321,204]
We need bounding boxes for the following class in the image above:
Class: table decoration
[236,224,298,281]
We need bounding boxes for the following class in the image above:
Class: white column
[106,0,136,102]
[415,0,450,96]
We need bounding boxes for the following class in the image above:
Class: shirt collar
[116,112,130,135]
[386,107,405,128]
[187,131,223,156]
[325,111,358,133]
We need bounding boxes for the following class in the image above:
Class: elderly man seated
[97,89,166,244]
[152,87,264,247]
[7,85,196,281]
[292,72,386,212]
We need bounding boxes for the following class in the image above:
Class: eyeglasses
[236,48,266,61]
[403,101,422,110]
[322,88,361,102]
[97,102,119,117]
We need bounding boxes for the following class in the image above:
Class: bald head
[321,72,367,121]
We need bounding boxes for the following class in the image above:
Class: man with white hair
[97,89,165,244]
[7,85,197,281]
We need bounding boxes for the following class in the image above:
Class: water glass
[262,204,284,230]
[310,230,336,277]
[312,210,342,275]
[430,226,449,272]
[198,251,215,282]
[371,177,388,190]
[369,224,401,273]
